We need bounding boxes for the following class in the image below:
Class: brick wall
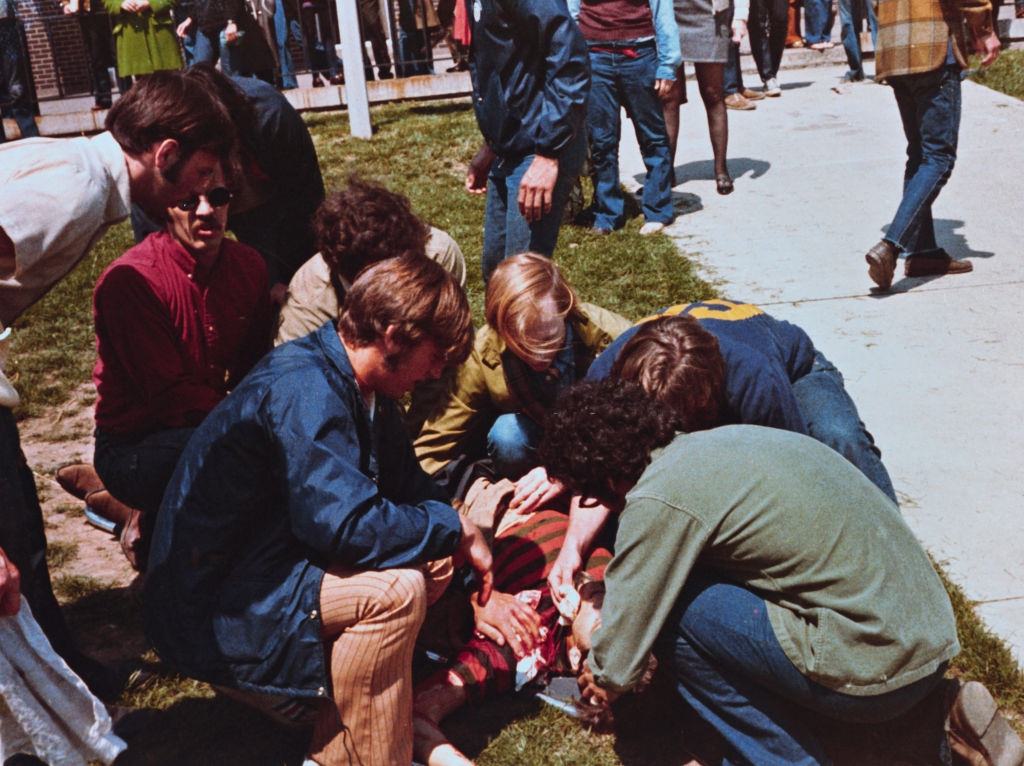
[18,0,95,99]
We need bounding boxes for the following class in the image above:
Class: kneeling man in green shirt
[539,379,1023,766]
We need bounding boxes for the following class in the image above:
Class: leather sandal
[716,174,734,195]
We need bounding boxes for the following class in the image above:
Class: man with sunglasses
[90,161,274,568]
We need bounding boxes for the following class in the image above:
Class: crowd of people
[0,0,1020,757]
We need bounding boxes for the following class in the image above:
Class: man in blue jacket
[146,256,493,766]
[465,0,590,281]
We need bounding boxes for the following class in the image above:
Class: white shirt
[0,132,131,326]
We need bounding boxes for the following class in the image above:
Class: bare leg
[694,62,732,191]
[413,679,474,766]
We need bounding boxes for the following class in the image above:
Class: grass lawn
[970,49,1024,99]
[8,100,1023,763]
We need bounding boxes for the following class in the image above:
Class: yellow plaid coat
[875,0,993,79]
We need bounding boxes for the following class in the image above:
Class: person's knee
[378,568,428,630]
[486,415,536,477]
[699,82,725,107]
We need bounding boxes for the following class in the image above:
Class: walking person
[839,0,876,81]
[569,0,680,235]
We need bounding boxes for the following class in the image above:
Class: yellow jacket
[414,303,631,476]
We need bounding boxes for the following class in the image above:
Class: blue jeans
[274,0,298,89]
[724,40,745,95]
[193,28,240,76]
[791,351,897,504]
[803,0,833,44]
[884,63,961,256]
[587,44,673,231]
[486,413,542,479]
[839,0,877,79]
[658,574,949,765]
[482,129,587,282]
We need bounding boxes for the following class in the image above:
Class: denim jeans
[802,0,833,44]
[791,351,897,504]
[486,413,542,479]
[884,63,961,256]
[193,28,240,76]
[838,0,877,79]
[748,0,787,82]
[482,128,587,282]
[658,574,949,765]
[724,40,745,95]
[273,0,298,88]
[587,44,673,231]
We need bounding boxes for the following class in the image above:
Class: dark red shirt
[93,230,272,435]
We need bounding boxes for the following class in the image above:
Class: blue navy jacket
[469,0,590,158]
[145,322,462,698]
[587,300,817,432]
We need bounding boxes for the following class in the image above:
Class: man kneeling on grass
[145,257,493,766]
[538,379,1024,766]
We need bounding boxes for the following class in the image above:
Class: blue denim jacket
[145,322,462,698]
[470,0,590,158]
[567,0,682,81]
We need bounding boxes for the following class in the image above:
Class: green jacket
[592,425,959,696]
[414,303,631,476]
[103,0,182,77]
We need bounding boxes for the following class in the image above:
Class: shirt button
[317,686,326,697]
[309,609,318,620]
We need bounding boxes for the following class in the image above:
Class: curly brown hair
[611,315,726,434]
[314,177,429,284]
[539,379,676,500]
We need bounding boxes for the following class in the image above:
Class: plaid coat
[875,0,993,79]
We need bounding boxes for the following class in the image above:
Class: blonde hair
[485,253,579,365]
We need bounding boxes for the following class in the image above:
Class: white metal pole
[336,0,373,138]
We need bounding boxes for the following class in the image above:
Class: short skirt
[676,0,733,64]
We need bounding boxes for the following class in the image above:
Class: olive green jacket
[414,303,631,476]
[103,0,182,77]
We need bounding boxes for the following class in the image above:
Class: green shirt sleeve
[589,495,710,692]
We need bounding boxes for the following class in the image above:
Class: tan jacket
[413,303,632,476]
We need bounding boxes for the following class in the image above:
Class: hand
[547,545,582,607]
[509,466,565,514]
[654,78,674,99]
[471,590,542,657]
[974,31,1001,67]
[120,0,140,12]
[0,546,21,617]
[224,20,239,43]
[269,282,289,306]
[176,17,193,36]
[731,18,748,44]
[454,514,493,605]
[465,144,495,194]
[136,0,150,9]
[578,661,619,707]
[517,154,559,223]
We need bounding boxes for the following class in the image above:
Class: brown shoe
[904,251,973,278]
[55,463,105,500]
[741,88,766,101]
[947,681,1024,766]
[86,489,137,529]
[865,240,898,291]
[724,93,756,111]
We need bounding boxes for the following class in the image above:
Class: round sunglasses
[175,186,233,212]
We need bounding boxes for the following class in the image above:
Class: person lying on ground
[145,256,493,766]
[546,299,897,601]
[538,379,1024,766]
[413,508,612,766]
[414,252,630,482]
[70,154,274,570]
[0,69,237,700]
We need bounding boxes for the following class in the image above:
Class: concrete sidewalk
[619,63,1024,663]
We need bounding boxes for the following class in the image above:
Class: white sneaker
[639,221,666,236]
[764,77,782,97]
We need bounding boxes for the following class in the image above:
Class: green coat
[103,0,182,77]
[414,303,632,475]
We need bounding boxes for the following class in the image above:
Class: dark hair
[611,315,726,434]
[106,70,236,164]
[337,255,473,366]
[314,177,429,285]
[539,379,676,500]
[180,64,258,171]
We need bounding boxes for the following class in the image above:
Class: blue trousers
[792,351,897,503]
[838,0,877,79]
[587,44,674,231]
[482,129,587,282]
[658,574,949,765]
[274,0,298,89]
[486,412,542,479]
[884,63,961,256]
[803,0,833,44]
[193,27,240,76]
